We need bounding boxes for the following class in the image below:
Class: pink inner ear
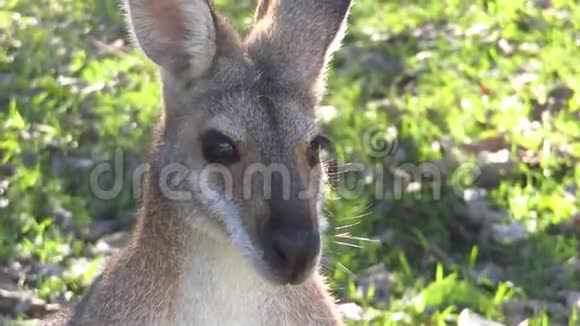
[145,0,187,42]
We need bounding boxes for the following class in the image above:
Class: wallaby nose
[266,226,321,285]
[262,171,320,284]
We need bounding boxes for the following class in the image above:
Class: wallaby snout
[263,222,321,285]
[260,178,321,284]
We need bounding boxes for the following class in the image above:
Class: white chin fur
[190,191,262,264]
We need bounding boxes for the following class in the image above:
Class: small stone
[338,302,364,321]
[64,258,101,286]
[454,188,507,245]
[532,0,551,9]
[547,213,580,236]
[566,257,580,271]
[82,220,120,242]
[316,105,338,123]
[463,188,487,202]
[548,302,567,317]
[337,302,378,322]
[356,264,395,305]
[50,205,74,231]
[564,184,577,198]
[416,51,434,61]
[360,52,404,77]
[503,300,526,322]
[89,240,116,256]
[478,149,510,165]
[101,231,130,250]
[472,262,505,286]
[0,274,17,293]
[0,289,58,317]
[512,72,539,88]
[64,157,94,169]
[498,38,515,56]
[457,189,486,224]
[525,299,567,316]
[372,229,395,244]
[457,308,505,326]
[548,86,574,102]
[545,85,575,112]
[0,164,15,177]
[460,136,510,154]
[30,263,64,278]
[492,222,527,244]
[0,263,24,292]
[478,162,517,189]
[565,292,580,310]
[465,23,489,36]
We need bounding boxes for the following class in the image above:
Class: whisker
[322,166,351,171]
[336,210,373,222]
[334,221,362,230]
[334,240,363,249]
[352,210,373,219]
[324,208,336,219]
[336,261,358,280]
[323,164,355,170]
[321,255,357,279]
[355,202,375,215]
[320,161,354,167]
[334,234,379,243]
[319,256,332,273]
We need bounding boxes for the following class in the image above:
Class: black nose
[266,226,321,284]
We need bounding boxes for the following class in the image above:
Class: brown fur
[49,0,352,325]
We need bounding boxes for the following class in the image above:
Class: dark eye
[307,134,333,167]
[201,130,240,165]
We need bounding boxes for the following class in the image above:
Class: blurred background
[1,0,579,325]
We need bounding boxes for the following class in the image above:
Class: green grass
[1,0,579,324]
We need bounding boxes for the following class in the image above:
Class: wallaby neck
[170,223,278,325]
[136,216,280,325]
[132,178,277,325]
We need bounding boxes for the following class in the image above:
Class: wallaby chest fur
[172,224,338,326]
[70,210,341,326]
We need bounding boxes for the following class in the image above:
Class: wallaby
[48,0,352,325]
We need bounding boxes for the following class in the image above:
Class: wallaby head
[124,0,351,286]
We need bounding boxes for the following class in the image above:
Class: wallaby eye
[201,130,240,165]
[307,135,333,167]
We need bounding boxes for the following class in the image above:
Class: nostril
[268,230,319,266]
[272,240,289,264]
[264,228,322,284]
[270,231,297,266]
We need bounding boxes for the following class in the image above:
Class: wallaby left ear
[246,0,352,98]
[123,0,217,78]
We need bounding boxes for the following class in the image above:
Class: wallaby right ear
[246,0,351,99]
[123,0,217,78]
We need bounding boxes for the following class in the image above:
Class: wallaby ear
[254,0,270,21]
[246,0,352,98]
[123,0,217,78]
